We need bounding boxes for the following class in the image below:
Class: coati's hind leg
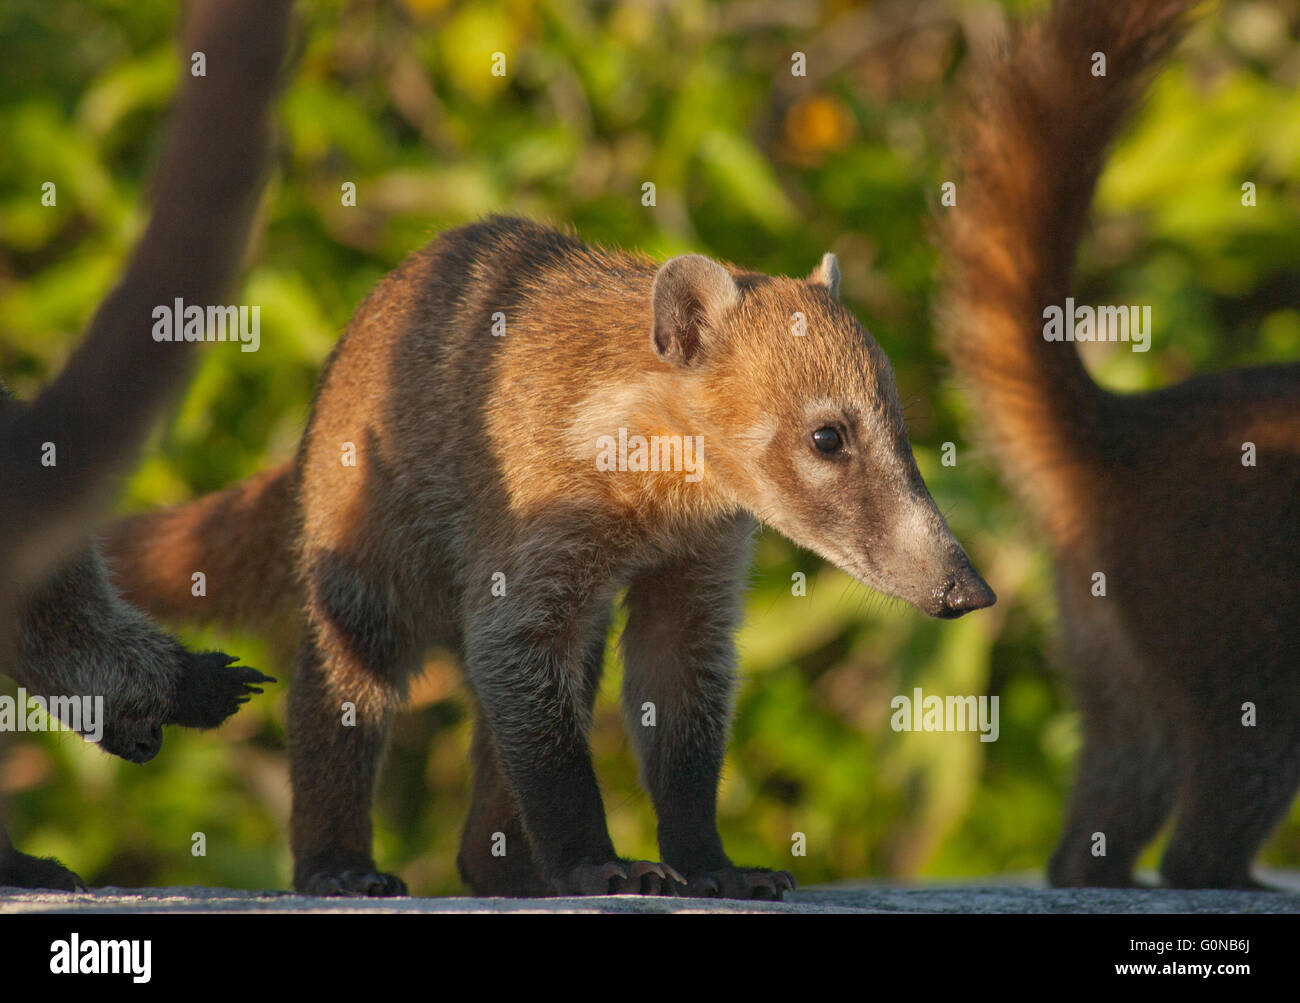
[1047,694,1177,887]
[1048,604,1176,887]
[289,556,418,897]
[1159,704,1300,889]
[621,516,796,901]
[456,608,612,896]
[456,716,547,896]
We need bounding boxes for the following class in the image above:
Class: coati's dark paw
[1160,866,1265,891]
[298,870,408,898]
[0,850,88,892]
[99,720,164,764]
[553,860,686,896]
[167,650,275,729]
[683,866,797,901]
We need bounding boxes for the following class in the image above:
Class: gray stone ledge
[4,872,1298,914]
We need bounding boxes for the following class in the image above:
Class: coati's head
[650,252,995,619]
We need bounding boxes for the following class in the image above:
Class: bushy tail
[101,462,299,633]
[936,0,1196,543]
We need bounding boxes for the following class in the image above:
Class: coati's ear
[808,252,840,297]
[651,254,740,366]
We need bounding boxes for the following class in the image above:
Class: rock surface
[4,872,1299,913]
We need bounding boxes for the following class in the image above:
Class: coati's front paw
[0,849,88,892]
[554,860,686,896]
[99,720,164,763]
[167,650,275,729]
[294,848,407,897]
[298,869,408,898]
[683,866,797,901]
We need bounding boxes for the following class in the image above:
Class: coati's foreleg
[1159,710,1300,889]
[13,546,271,763]
[3,545,271,889]
[621,516,796,900]
[456,608,611,896]
[462,540,681,896]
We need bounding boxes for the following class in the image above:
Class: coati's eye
[812,427,842,453]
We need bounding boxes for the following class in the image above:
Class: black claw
[300,869,406,898]
[167,649,276,729]
[682,866,797,901]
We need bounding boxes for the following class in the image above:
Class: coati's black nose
[131,725,163,764]
[935,570,997,619]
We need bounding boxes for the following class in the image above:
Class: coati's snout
[784,457,998,621]
[928,554,997,620]
[648,249,995,620]
[878,478,996,619]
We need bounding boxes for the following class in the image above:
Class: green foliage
[2,0,1297,893]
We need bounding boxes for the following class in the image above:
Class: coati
[105,215,996,899]
[0,0,293,890]
[937,0,1300,887]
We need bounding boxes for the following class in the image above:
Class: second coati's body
[108,216,994,898]
[939,0,1300,888]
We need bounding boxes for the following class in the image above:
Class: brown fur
[938,0,1300,888]
[106,463,299,633]
[106,215,995,898]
